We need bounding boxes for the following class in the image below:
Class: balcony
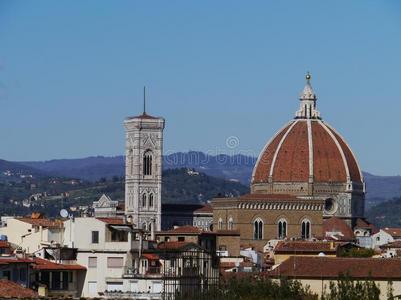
[123,267,162,279]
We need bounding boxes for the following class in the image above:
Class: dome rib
[271,120,309,182]
[311,121,347,182]
[252,121,295,183]
[318,120,350,182]
[269,120,299,178]
[325,124,363,183]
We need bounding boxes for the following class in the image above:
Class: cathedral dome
[251,74,364,209]
[251,118,362,184]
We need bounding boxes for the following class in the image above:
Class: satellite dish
[60,209,69,218]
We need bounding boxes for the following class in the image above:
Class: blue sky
[0,1,401,175]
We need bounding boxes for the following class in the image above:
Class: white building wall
[0,219,63,253]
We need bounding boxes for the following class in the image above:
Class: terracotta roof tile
[33,257,86,270]
[0,241,11,249]
[0,257,34,265]
[270,257,401,279]
[194,204,213,214]
[381,241,401,249]
[17,218,63,229]
[96,217,125,225]
[275,241,338,253]
[0,280,37,298]
[323,217,355,241]
[162,225,203,235]
[383,227,401,238]
[157,241,197,250]
[142,253,159,260]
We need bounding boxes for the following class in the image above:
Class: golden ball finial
[306,72,311,81]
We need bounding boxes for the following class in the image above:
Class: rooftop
[33,257,86,270]
[96,217,125,225]
[17,217,63,229]
[383,227,401,238]
[193,204,213,214]
[274,241,338,253]
[157,241,198,251]
[0,279,37,298]
[160,225,203,235]
[323,217,355,241]
[270,257,401,279]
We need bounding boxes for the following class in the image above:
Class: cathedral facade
[212,74,365,250]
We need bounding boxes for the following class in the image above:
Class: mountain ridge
[10,151,401,205]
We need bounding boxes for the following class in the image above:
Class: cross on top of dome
[295,72,321,119]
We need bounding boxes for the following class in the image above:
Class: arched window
[142,222,147,230]
[218,218,223,230]
[148,222,152,233]
[278,219,287,239]
[228,217,234,230]
[143,150,153,176]
[149,193,154,208]
[142,194,147,208]
[301,219,311,239]
[253,218,263,240]
[129,149,134,175]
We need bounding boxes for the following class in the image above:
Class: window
[142,194,147,208]
[278,219,287,239]
[218,218,223,230]
[148,222,152,233]
[142,222,147,230]
[143,150,153,176]
[149,193,154,208]
[107,257,124,268]
[51,271,61,290]
[91,231,99,244]
[19,268,27,282]
[253,218,263,240]
[111,230,128,242]
[301,219,311,239]
[88,257,97,268]
[228,217,234,230]
[178,236,185,242]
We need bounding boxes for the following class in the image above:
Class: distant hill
[17,152,401,205]
[0,167,249,217]
[366,196,401,228]
[20,156,124,181]
[0,159,47,179]
[20,152,256,183]
[162,168,249,203]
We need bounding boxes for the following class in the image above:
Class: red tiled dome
[252,119,362,184]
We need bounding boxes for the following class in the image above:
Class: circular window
[324,198,337,214]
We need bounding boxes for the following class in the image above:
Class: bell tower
[124,88,165,231]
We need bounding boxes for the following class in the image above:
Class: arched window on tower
[253,218,263,240]
[142,194,147,208]
[301,219,311,239]
[129,149,134,175]
[278,218,287,239]
[228,217,234,230]
[149,193,154,208]
[218,218,223,230]
[143,150,153,176]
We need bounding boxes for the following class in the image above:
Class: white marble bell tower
[124,89,165,231]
